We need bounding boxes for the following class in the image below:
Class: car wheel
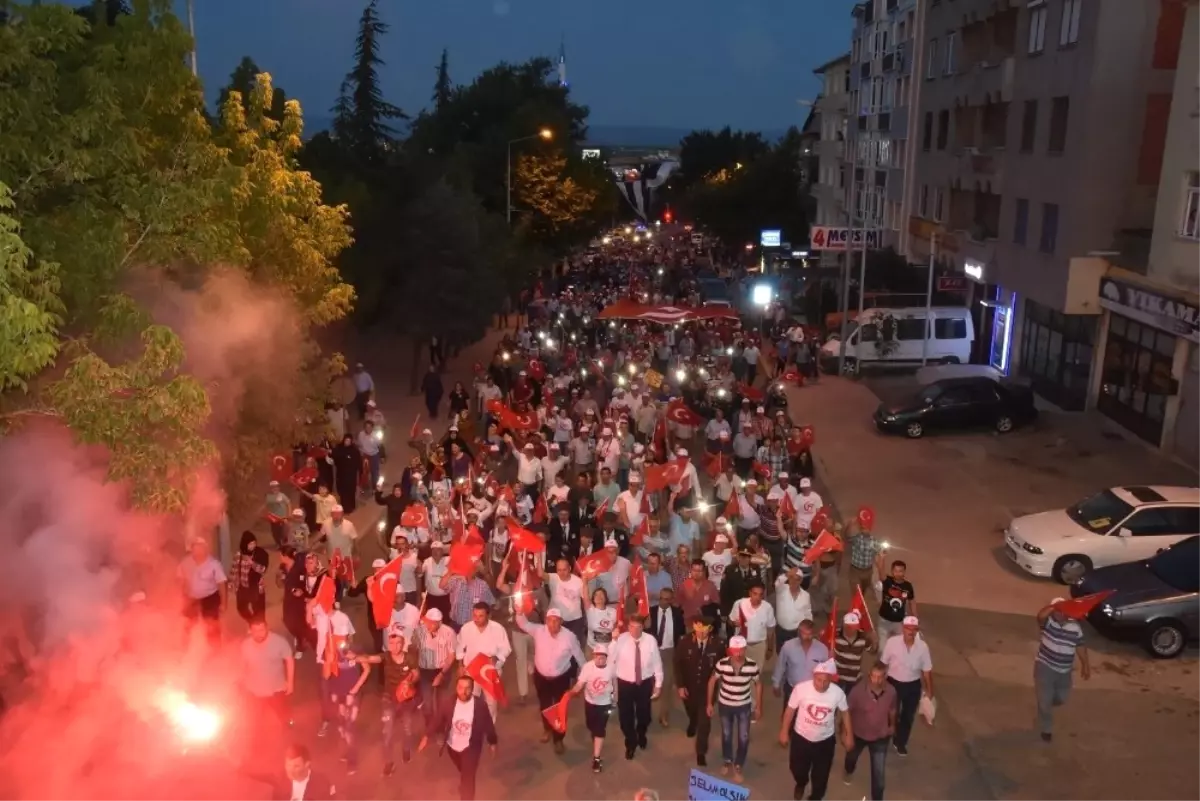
[904,421,924,439]
[842,358,859,377]
[1144,620,1187,659]
[1052,555,1092,585]
[995,415,1015,433]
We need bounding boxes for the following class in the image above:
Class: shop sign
[964,260,985,282]
[1099,276,1199,343]
[760,229,782,247]
[937,276,969,292]
[809,226,881,251]
[907,217,959,252]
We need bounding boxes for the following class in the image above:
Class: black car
[1072,535,1199,659]
[873,376,1037,438]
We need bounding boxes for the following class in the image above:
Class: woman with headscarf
[231,530,270,623]
[449,381,470,419]
[282,550,319,657]
[332,434,362,514]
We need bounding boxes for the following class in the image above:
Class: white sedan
[1004,485,1200,584]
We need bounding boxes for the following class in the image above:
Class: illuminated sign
[760,229,782,247]
[809,226,881,251]
[964,260,985,282]
[581,148,602,160]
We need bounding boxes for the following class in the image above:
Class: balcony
[953,148,1004,196]
[954,56,1015,106]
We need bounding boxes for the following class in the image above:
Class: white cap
[424,608,443,622]
[372,558,386,569]
[449,424,459,431]
[843,611,861,626]
[676,447,689,457]
[592,643,609,655]
[715,516,728,526]
[746,478,758,486]
[799,477,812,488]
[548,442,559,449]
[756,406,764,413]
[268,480,279,487]
[431,540,445,548]
[422,428,432,436]
[291,508,304,518]
[519,370,527,376]
[523,442,535,449]
[633,443,645,454]
[604,538,619,548]
[814,659,838,675]
[601,427,613,436]
[902,615,919,627]
[628,472,642,483]
[545,608,563,619]
[332,504,344,514]
[714,533,730,544]
[367,399,377,408]
[777,472,789,479]
[1050,597,1066,605]
[728,635,748,650]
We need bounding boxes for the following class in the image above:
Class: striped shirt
[1035,616,1084,674]
[714,656,760,707]
[783,537,812,581]
[833,630,871,682]
[412,623,458,670]
[446,576,496,627]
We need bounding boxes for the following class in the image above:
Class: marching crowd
[178,231,1093,801]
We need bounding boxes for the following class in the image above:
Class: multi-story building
[908,0,1186,415]
[811,53,851,269]
[1090,1,1198,466]
[847,0,924,257]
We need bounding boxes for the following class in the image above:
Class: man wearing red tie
[609,614,664,760]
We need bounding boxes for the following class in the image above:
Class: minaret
[557,37,568,87]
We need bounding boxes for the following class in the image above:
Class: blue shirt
[772,638,830,689]
[669,513,699,551]
[645,567,673,599]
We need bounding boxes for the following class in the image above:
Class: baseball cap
[676,447,688,457]
[604,538,619,548]
[813,659,838,675]
[843,611,861,626]
[545,608,563,619]
[799,477,812,488]
[777,472,789,479]
[592,643,609,655]
[431,540,445,549]
[331,504,344,514]
[728,636,747,650]
[902,615,919,628]
[424,608,443,622]
[714,533,730,544]
[371,558,386,569]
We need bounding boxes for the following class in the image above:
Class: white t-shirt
[796,491,824,529]
[388,603,420,643]
[447,698,475,753]
[702,550,734,589]
[290,776,310,801]
[549,574,585,621]
[423,556,449,595]
[586,606,618,647]
[617,490,646,533]
[733,598,777,643]
[546,483,571,507]
[577,659,617,706]
[398,551,421,593]
[787,680,848,742]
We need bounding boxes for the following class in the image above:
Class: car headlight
[884,414,897,422]
[1021,542,1044,555]
[1100,603,1117,618]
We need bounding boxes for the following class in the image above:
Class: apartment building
[847,0,925,257]
[908,0,1185,414]
[1090,1,1198,466]
[811,53,851,269]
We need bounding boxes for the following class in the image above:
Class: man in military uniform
[673,615,724,767]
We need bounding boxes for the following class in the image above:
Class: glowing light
[745,243,754,251]
[583,317,590,325]
[627,364,637,375]
[378,520,386,531]
[624,226,633,235]
[570,333,577,342]
[696,501,710,513]
[725,347,734,356]
[158,689,222,744]
[617,375,627,386]
[545,339,556,349]
[881,540,891,550]
[716,388,727,398]
[675,369,687,381]
[752,283,773,307]
[657,268,664,276]
[502,352,511,361]
[373,429,384,442]
[539,128,553,140]
[581,368,589,378]
[602,237,612,245]
[608,321,616,328]
[538,330,547,340]
[699,368,710,378]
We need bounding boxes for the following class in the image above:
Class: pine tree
[432,48,452,111]
[333,0,404,162]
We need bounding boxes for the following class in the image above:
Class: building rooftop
[812,52,852,74]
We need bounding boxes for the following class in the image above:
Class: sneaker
[894,743,908,757]
[592,757,603,773]
[637,735,648,750]
[625,747,636,760]
[382,761,395,777]
[317,722,330,738]
[686,725,697,738]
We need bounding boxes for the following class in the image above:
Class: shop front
[1018,299,1097,411]
[960,258,1016,374]
[1093,273,1200,460]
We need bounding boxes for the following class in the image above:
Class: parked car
[1005,485,1200,584]
[1071,535,1199,658]
[873,376,1038,438]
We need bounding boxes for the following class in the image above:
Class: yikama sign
[1099,276,1199,343]
[688,769,750,801]
[809,226,882,251]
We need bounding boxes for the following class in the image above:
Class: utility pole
[186,0,197,76]
[921,233,938,366]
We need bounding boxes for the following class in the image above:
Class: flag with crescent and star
[370,557,403,629]
[269,452,291,483]
[466,653,508,706]
[542,694,570,734]
[803,529,844,565]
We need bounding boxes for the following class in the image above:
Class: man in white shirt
[388,597,421,647]
[540,443,569,491]
[596,426,622,476]
[546,558,587,644]
[609,615,664,760]
[616,472,648,533]
[702,533,734,591]
[878,615,934,757]
[422,541,452,621]
[730,581,776,668]
[179,538,227,644]
[774,568,813,648]
[669,447,701,500]
[568,643,618,773]
[515,608,586,754]
[780,659,854,801]
[513,441,543,498]
[456,602,513,720]
[795,477,824,531]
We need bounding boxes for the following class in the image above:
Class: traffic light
[662,209,673,224]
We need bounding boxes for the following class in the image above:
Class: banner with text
[810,226,881,252]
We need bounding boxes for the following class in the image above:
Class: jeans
[844,736,890,800]
[381,697,418,763]
[418,668,450,733]
[888,677,922,749]
[1033,661,1073,735]
[448,746,481,801]
[365,452,381,489]
[718,703,752,767]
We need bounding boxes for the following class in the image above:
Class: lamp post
[506,128,553,225]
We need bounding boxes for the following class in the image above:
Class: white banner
[809,226,881,251]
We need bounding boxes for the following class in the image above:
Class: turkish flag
[527,359,546,380]
[322,632,342,680]
[467,653,509,707]
[1053,590,1116,620]
[615,585,627,631]
[850,584,875,634]
[264,511,285,525]
[857,505,876,531]
[485,399,505,417]
[644,457,688,493]
[629,559,650,617]
[803,529,844,565]
[533,495,550,525]
[314,574,336,617]
[577,548,615,582]
[736,382,765,403]
[513,562,535,615]
[752,461,772,479]
[820,597,838,652]
[395,678,417,703]
[409,414,422,440]
[509,523,546,554]
[594,497,610,523]
[705,452,727,479]
[640,490,652,515]
[723,492,740,521]
[809,511,831,535]
[448,540,485,577]
[735,601,747,638]
[400,504,430,530]
[542,694,570,734]
[779,492,797,522]
[269,453,291,483]
[801,426,815,446]
[330,549,355,585]
[631,516,651,547]
[781,365,802,384]
[290,465,318,489]
[666,399,704,427]
[370,558,402,629]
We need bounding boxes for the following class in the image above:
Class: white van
[821,306,974,375]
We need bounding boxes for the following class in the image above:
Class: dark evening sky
[181,0,856,134]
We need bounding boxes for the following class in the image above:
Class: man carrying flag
[515,608,586,755]
[1033,597,1093,742]
[458,603,513,721]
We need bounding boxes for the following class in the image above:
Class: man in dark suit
[546,503,575,563]
[243,743,336,800]
[420,676,497,801]
[673,615,724,767]
[647,588,686,727]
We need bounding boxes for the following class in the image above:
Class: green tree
[333,0,405,164]
[514,149,616,252]
[0,184,62,392]
[671,127,769,195]
[432,48,452,111]
[218,56,287,121]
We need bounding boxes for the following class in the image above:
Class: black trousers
[683,687,712,758]
[616,677,654,750]
[447,745,481,801]
[888,677,922,749]
[789,732,836,800]
[534,669,575,744]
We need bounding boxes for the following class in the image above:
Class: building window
[1039,202,1059,253]
[920,185,929,217]
[1047,96,1070,155]
[944,32,957,75]
[1014,198,1029,245]
[1059,0,1082,46]
[926,38,938,79]
[1020,299,1095,412]
[1098,315,1178,444]
[1182,172,1200,239]
[1028,0,1048,53]
[1019,100,1038,153]
[936,109,949,150]
[933,188,944,222]
[922,111,933,151]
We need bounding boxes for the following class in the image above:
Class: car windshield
[909,383,943,407]
[1147,537,1200,592]
[1065,490,1134,534]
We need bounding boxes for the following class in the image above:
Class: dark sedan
[873,376,1038,438]
[1072,535,1199,659]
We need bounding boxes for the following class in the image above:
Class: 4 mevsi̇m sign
[809,226,881,251]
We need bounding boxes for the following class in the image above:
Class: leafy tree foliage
[515,150,616,253]
[218,55,287,121]
[672,127,770,195]
[0,184,62,392]
[432,48,452,111]
[332,0,405,164]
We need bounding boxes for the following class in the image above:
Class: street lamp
[507,128,553,224]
